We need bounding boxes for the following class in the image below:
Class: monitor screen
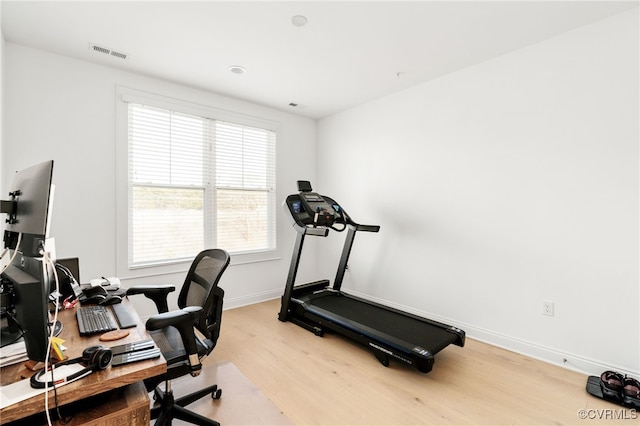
[3,160,54,257]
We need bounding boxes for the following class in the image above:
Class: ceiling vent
[89,43,128,60]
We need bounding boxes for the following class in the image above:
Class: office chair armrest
[145,309,192,330]
[145,306,203,329]
[182,306,204,321]
[126,284,176,313]
[146,307,204,374]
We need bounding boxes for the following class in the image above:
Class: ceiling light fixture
[228,65,247,75]
[291,15,308,27]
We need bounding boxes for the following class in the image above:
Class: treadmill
[279,181,465,373]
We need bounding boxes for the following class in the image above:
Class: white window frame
[115,87,280,278]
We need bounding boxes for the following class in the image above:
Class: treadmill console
[285,181,346,229]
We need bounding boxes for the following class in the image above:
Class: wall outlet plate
[542,301,554,316]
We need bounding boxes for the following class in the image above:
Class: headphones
[81,345,113,370]
[30,345,113,389]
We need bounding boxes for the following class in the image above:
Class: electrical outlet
[542,301,554,317]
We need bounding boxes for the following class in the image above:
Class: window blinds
[127,102,276,267]
[215,121,276,254]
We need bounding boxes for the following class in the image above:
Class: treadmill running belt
[306,292,458,354]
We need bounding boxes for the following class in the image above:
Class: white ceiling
[1,1,637,119]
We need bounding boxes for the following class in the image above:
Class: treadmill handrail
[292,222,379,236]
[353,223,380,233]
[303,225,330,237]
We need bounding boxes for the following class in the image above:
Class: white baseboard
[464,322,639,378]
[224,289,282,310]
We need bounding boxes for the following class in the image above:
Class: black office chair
[126,249,230,426]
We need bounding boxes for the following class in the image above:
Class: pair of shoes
[600,371,640,408]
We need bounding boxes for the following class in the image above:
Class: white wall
[2,44,317,317]
[0,4,4,186]
[317,9,639,376]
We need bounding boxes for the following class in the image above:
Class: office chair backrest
[177,249,230,342]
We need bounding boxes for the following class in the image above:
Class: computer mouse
[83,294,107,305]
[83,286,108,298]
[99,295,123,305]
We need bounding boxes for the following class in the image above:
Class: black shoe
[623,376,640,408]
[600,371,625,401]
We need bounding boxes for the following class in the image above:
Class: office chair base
[151,384,222,426]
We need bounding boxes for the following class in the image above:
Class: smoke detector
[291,15,308,27]
[228,65,247,75]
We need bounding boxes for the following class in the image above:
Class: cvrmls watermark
[577,408,638,420]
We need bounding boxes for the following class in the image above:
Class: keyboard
[76,304,138,336]
[76,305,117,336]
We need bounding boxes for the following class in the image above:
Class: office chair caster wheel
[212,387,222,400]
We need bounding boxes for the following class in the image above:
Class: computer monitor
[2,160,54,258]
[0,160,56,362]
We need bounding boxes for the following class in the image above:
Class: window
[123,94,276,269]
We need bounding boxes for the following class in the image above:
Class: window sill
[118,250,282,280]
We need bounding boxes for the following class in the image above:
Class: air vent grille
[109,50,128,60]
[89,43,128,60]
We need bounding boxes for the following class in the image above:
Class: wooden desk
[0,300,166,424]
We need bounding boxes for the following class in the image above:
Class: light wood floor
[206,299,634,425]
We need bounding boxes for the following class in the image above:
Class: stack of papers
[0,339,28,367]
